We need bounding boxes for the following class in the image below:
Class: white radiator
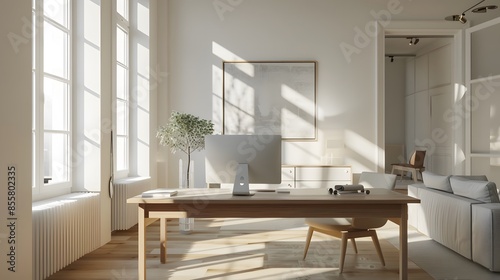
[112,177,151,231]
[32,192,100,280]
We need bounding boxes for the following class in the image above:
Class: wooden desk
[127,188,420,280]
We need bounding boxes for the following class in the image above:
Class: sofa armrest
[407,183,425,229]
[472,203,500,271]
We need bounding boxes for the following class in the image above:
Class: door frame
[376,21,465,174]
[465,16,500,175]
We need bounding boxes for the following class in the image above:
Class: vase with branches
[157,111,214,188]
[157,112,213,234]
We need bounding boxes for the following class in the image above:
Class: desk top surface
[127,188,420,205]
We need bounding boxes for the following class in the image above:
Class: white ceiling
[383,0,499,56]
[385,36,451,56]
[385,37,443,56]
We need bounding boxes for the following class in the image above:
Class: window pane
[32,131,36,188]
[33,71,36,129]
[44,0,69,27]
[32,11,36,70]
[116,100,128,135]
[116,27,127,65]
[44,77,68,131]
[117,0,128,20]
[116,64,128,100]
[44,21,68,78]
[116,136,128,171]
[44,132,69,183]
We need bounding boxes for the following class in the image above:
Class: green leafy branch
[157,111,214,187]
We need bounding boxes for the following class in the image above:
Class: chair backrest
[409,150,426,168]
[353,172,397,229]
[358,172,397,190]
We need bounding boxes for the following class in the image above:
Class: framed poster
[223,61,317,140]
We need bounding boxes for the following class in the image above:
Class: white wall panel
[429,44,452,89]
[415,55,429,93]
[405,94,416,160]
[405,58,415,96]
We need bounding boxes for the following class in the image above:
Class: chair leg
[303,227,314,260]
[340,233,348,273]
[411,169,418,182]
[350,238,358,253]
[370,230,385,266]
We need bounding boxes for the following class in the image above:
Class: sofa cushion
[452,175,488,181]
[422,171,452,193]
[450,177,500,203]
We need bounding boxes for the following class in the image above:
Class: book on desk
[141,188,178,198]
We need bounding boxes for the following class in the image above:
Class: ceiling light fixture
[472,5,498,13]
[385,54,416,62]
[445,0,498,24]
[407,37,419,46]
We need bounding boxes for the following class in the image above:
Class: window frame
[32,0,73,199]
[113,0,131,179]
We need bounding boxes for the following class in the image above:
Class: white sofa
[408,171,500,272]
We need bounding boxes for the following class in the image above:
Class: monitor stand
[232,163,255,196]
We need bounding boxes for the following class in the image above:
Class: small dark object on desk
[329,184,369,195]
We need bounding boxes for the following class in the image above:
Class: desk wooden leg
[160,218,167,263]
[138,206,147,280]
[399,204,408,280]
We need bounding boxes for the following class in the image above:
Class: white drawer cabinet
[283,165,352,189]
[295,166,351,181]
[216,165,352,189]
[281,167,295,181]
[280,167,295,188]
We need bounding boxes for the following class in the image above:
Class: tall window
[115,0,130,177]
[33,0,71,196]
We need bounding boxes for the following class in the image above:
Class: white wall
[162,0,499,186]
[405,39,454,174]
[156,0,170,187]
[385,57,406,144]
[384,57,406,172]
[468,17,500,183]
[0,1,33,279]
[164,0,400,187]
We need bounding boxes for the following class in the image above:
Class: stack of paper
[141,188,178,198]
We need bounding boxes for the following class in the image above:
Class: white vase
[179,217,194,234]
[179,159,194,234]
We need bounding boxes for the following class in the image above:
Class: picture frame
[223,61,317,140]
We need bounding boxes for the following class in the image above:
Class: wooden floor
[47,218,432,280]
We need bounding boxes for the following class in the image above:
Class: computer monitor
[205,134,282,196]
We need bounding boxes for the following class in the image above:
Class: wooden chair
[302,172,397,273]
[391,150,426,182]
